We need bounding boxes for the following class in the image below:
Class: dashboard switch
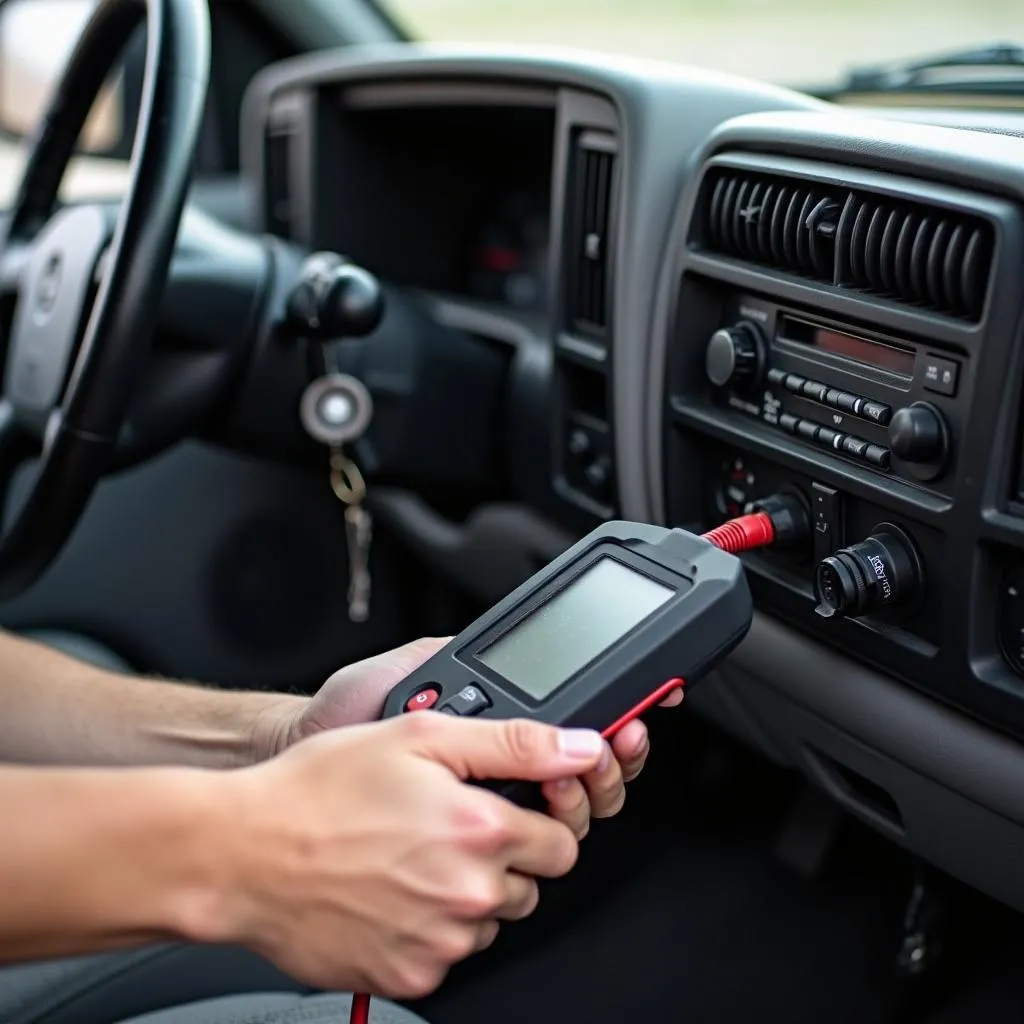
[802,380,829,403]
[811,483,843,566]
[841,435,870,459]
[816,427,843,450]
[864,444,892,469]
[860,400,893,426]
[835,392,861,414]
[922,355,959,396]
[796,420,820,442]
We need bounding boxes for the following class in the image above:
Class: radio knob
[888,402,948,466]
[706,322,764,390]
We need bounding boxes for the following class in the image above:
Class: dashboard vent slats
[698,167,994,322]
[567,136,616,339]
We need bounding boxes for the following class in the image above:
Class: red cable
[349,512,774,1023]
[350,992,371,1024]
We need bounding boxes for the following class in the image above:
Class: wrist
[247,694,310,763]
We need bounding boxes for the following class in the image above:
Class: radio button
[797,420,820,441]
[824,388,843,407]
[835,392,861,414]
[802,381,829,402]
[817,427,844,450]
[779,413,799,432]
[922,355,959,397]
[860,400,892,426]
[864,444,892,469]
[784,374,807,393]
[841,436,870,458]
[767,368,787,385]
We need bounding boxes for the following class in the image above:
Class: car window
[0,0,134,205]
[382,0,1021,87]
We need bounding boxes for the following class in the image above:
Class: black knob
[814,525,923,620]
[706,322,764,390]
[888,402,948,465]
[286,252,385,341]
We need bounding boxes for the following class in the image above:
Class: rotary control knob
[814,525,924,621]
[888,402,948,466]
[705,322,765,391]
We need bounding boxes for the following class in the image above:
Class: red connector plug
[701,510,775,554]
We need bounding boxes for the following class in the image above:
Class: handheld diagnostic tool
[382,521,754,739]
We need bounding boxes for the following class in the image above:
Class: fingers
[410,715,605,784]
[497,872,540,921]
[494,799,580,879]
[471,920,501,954]
[611,720,650,783]
[659,687,685,708]
[578,740,626,819]
[541,776,591,839]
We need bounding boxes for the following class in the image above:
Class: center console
[656,117,1024,738]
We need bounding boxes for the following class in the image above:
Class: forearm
[0,631,307,768]
[0,764,230,963]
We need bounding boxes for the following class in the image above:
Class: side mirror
[0,0,130,157]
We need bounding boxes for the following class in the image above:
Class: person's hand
[205,714,606,998]
[261,637,683,835]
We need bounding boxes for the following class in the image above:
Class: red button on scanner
[405,687,440,713]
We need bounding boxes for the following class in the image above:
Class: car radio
[703,294,963,487]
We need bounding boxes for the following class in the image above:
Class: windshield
[382,0,1021,88]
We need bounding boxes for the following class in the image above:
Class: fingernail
[558,728,604,760]
[597,743,612,773]
[553,777,573,790]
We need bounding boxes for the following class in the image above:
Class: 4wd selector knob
[706,322,764,390]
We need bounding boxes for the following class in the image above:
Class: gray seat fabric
[116,993,425,1024]
[0,945,306,1024]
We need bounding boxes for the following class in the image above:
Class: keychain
[300,372,375,623]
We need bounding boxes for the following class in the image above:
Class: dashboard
[239,44,1024,911]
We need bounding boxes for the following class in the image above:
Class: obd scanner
[382,521,754,747]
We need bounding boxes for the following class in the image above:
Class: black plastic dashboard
[239,44,1024,911]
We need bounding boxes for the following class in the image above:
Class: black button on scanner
[439,685,492,717]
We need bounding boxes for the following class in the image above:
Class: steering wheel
[0,0,209,599]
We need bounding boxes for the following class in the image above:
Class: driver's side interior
[3,1,1024,1023]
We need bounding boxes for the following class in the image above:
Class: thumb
[412,715,606,783]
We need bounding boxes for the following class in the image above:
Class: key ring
[330,449,366,506]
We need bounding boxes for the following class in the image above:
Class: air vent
[837,195,991,320]
[698,167,994,321]
[262,92,309,240]
[705,171,845,281]
[566,134,616,339]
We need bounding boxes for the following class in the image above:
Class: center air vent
[566,132,617,340]
[698,166,993,322]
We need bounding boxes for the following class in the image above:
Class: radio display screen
[809,327,915,377]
